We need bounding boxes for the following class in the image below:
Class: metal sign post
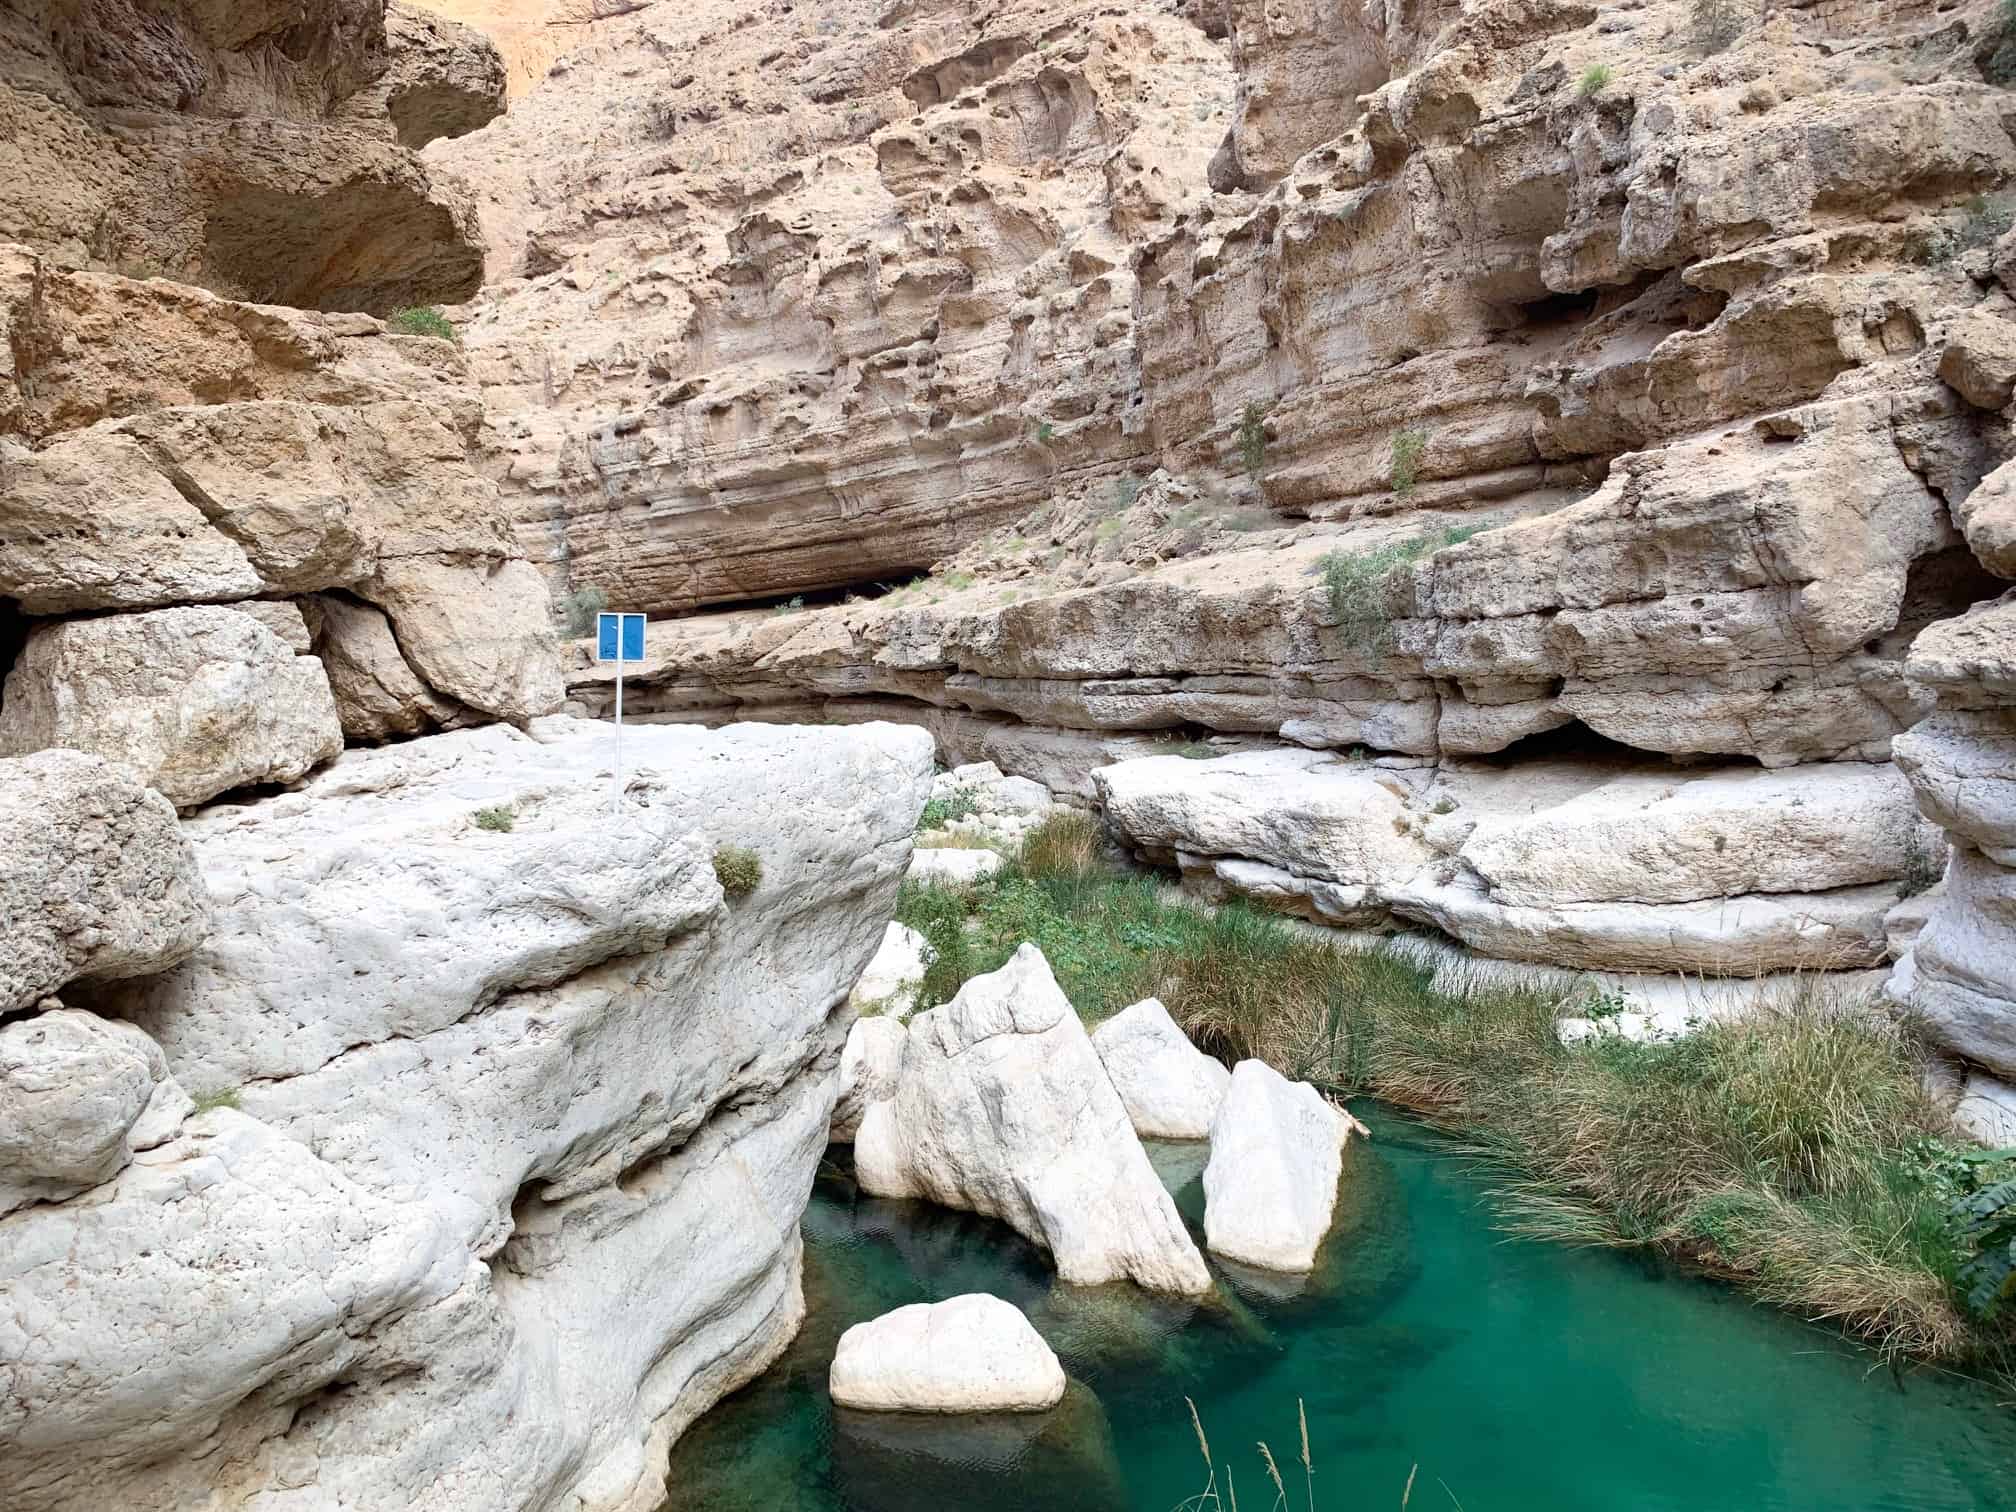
[594,612,647,812]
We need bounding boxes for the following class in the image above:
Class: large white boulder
[848,921,932,1019]
[831,1015,907,1142]
[828,1294,1066,1413]
[1090,998,1230,1139]
[0,1007,185,1216]
[1203,1060,1352,1273]
[854,944,1212,1295]
[2,717,935,1512]
[0,605,344,807]
[0,749,211,1014]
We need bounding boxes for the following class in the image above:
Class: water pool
[661,1108,2015,1511]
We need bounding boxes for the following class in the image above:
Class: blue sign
[595,612,646,663]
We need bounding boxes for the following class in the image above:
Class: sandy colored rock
[0,749,210,1014]
[1203,1059,1352,1274]
[303,592,475,739]
[1939,307,2016,412]
[829,1294,1067,1414]
[0,0,484,312]
[1954,460,2016,579]
[1090,997,1231,1141]
[854,944,1212,1295]
[0,606,345,807]
[351,2,508,149]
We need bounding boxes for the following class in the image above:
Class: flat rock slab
[908,847,1006,885]
[1203,1060,1352,1273]
[829,1294,1066,1413]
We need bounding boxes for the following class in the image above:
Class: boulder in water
[1203,1059,1353,1273]
[829,1293,1066,1413]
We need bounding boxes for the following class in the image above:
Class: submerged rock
[829,1293,1066,1413]
[855,944,1213,1295]
[1091,997,1231,1139]
[1204,1060,1353,1273]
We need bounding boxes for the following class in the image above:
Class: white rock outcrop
[0,605,345,807]
[908,847,1007,885]
[828,1294,1067,1413]
[854,944,1212,1295]
[1203,1060,1353,1273]
[848,921,932,1019]
[831,1014,907,1143]
[1090,998,1231,1139]
[0,749,210,1014]
[1,716,934,1512]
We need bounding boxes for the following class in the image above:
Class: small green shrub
[559,585,607,637]
[388,306,457,342]
[1690,0,1750,53]
[1317,524,1479,649]
[1578,63,1613,97]
[1388,429,1428,495]
[1430,795,1458,815]
[1238,400,1272,479]
[712,845,762,897]
[191,1087,241,1115]
[1916,1144,2016,1319]
[1110,475,1142,511]
[473,805,515,833]
[918,789,981,832]
[945,570,975,590]
[1035,420,1056,443]
[771,595,806,616]
[1898,837,1946,900]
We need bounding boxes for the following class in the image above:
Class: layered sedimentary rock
[429,0,1237,609]
[0,244,564,792]
[0,716,933,1512]
[0,0,497,311]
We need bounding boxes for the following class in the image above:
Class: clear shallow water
[661,1107,2016,1511]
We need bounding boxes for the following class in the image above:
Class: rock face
[0,243,565,785]
[1203,1060,1352,1274]
[0,0,497,312]
[854,944,1212,1295]
[1,716,935,1512]
[829,1294,1067,1414]
[0,605,345,807]
[429,0,1236,610]
[846,921,931,1019]
[1889,592,2016,1083]
[0,749,209,1014]
[830,1014,906,1144]
[1090,997,1231,1140]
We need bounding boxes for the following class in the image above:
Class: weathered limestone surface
[2,717,934,1512]
[0,245,565,772]
[1203,1059,1352,1274]
[828,1294,1067,1414]
[830,1014,906,1145]
[854,944,1213,1295]
[0,0,494,311]
[1090,997,1232,1141]
[0,606,345,807]
[0,749,209,1013]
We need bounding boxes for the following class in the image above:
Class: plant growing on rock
[559,584,607,637]
[1317,524,1479,649]
[388,305,457,343]
[918,789,981,832]
[1578,63,1614,96]
[712,844,762,897]
[1388,428,1428,495]
[190,1087,241,1115]
[472,805,515,832]
[1238,400,1272,478]
[1690,0,1751,54]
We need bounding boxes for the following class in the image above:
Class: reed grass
[898,814,2016,1372]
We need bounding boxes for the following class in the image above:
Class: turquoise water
[661,1108,2016,1511]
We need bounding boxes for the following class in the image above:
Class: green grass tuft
[388,306,457,342]
[1578,63,1613,97]
[472,805,515,833]
[190,1087,242,1115]
[1317,524,1481,650]
[712,845,762,897]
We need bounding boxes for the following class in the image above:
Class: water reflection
[662,1110,2016,1512]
